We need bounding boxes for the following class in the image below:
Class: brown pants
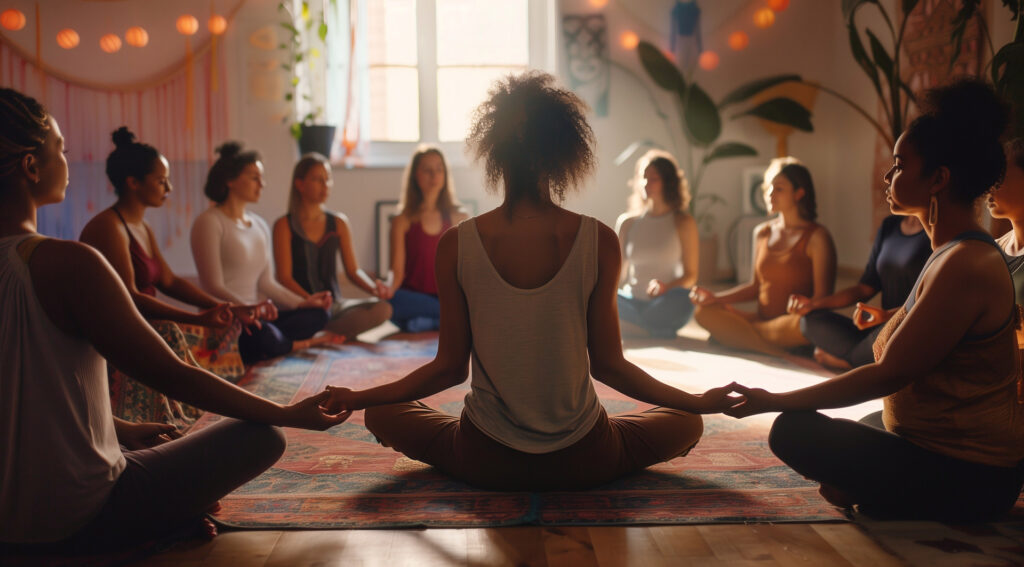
[364,402,703,491]
[694,304,808,357]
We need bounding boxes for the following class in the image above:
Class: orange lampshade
[208,14,228,35]
[698,50,720,71]
[176,14,199,36]
[754,8,776,29]
[125,26,149,47]
[768,0,790,12]
[728,31,749,50]
[0,9,26,31]
[588,0,609,7]
[100,33,122,53]
[620,31,639,50]
[56,28,80,49]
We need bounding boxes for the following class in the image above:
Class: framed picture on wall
[741,166,768,216]
[374,199,478,276]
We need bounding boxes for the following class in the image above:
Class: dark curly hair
[466,71,596,208]
[903,78,1008,205]
[106,127,161,197]
[1007,138,1024,173]
[204,141,262,203]
[0,87,49,180]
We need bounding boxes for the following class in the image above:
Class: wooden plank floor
[135,524,911,566]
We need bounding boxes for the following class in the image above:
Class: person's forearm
[132,291,205,325]
[352,359,467,409]
[774,363,909,412]
[809,284,875,311]
[162,276,221,310]
[710,282,758,304]
[593,358,706,413]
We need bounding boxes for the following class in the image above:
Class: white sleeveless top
[622,212,683,300]
[458,216,603,453]
[0,235,125,543]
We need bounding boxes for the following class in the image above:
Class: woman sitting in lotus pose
[323,72,734,491]
[726,79,1024,522]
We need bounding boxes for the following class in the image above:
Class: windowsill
[329,141,474,170]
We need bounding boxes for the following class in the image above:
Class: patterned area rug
[195,334,851,528]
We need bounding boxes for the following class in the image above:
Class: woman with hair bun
[726,79,1024,522]
[0,87,349,551]
[615,149,699,338]
[191,142,332,365]
[690,157,837,358]
[81,127,255,426]
[322,72,734,491]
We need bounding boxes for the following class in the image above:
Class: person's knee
[228,420,287,468]
[768,411,819,462]
[374,301,394,321]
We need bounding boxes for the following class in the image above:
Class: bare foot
[813,347,852,371]
[818,483,855,508]
[293,333,342,352]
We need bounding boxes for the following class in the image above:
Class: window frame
[362,0,556,168]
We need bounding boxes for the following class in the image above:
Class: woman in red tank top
[689,157,837,359]
[383,146,469,332]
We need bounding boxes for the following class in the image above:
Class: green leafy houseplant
[278,0,333,145]
[632,40,813,234]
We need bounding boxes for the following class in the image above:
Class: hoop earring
[928,195,938,227]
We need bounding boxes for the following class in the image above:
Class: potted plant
[279,0,336,156]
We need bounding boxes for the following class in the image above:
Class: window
[359,0,554,165]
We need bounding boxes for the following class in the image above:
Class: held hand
[852,302,885,330]
[322,385,360,414]
[281,390,352,431]
[198,303,234,329]
[689,286,717,306]
[722,383,781,419]
[786,294,814,316]
[647,279,668,298]
[694,383,745,414]
[374,280,391,299]
[120,421,181,450]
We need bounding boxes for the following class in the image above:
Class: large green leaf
[702,142,758,164]
[865,29,894,82]
[991,41,1024,86]
[848,24,882,97]
[683,83,721,146]
[732,98,813,132]
[949,0,982,68]
[637,41,686,93]
[718,75,802,108]
[842,0,880,23]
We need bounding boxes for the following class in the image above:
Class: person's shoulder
[391,212,412,229]
[614,211,639,234]
[672,210,696,229]
[34,237,111,274]
[754,218,775,238]
[79,209,122,242]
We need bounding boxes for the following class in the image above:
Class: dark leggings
[769,411,1024,522]
[800,310,881,367]
[15,419,286,552]
[238,307,329,364]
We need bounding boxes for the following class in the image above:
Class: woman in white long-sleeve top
[191,142,333,364]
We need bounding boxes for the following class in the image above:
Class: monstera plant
[631,40,813,234]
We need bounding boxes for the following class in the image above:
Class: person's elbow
[589,349,628,384]
[432,355,470,388]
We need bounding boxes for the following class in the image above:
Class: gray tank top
[457,216,603,454]
[622,212,684,300]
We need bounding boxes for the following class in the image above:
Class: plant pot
[297,124,337,158]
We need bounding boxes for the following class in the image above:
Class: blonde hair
[398,145,462,217]
[288,152,330,215]
[627,149,691,214]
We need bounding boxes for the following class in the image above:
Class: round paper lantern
[768,0,790,12]
[728,31,749,51]
[754,8,776,29]
[208,14,228,35]
[125,26,149,47]
[56,28,80,49]
[100,33,122,53]
[176,14,199,36]
[588,0,608,7]
[620,31,639,50]
[0,9,26,31]
[698,50,720,71]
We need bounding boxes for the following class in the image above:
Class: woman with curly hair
[615,149,699,338]
[322,72,734,491]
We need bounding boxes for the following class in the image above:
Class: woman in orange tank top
[724,79,1024,522]
[690,158,836,358]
